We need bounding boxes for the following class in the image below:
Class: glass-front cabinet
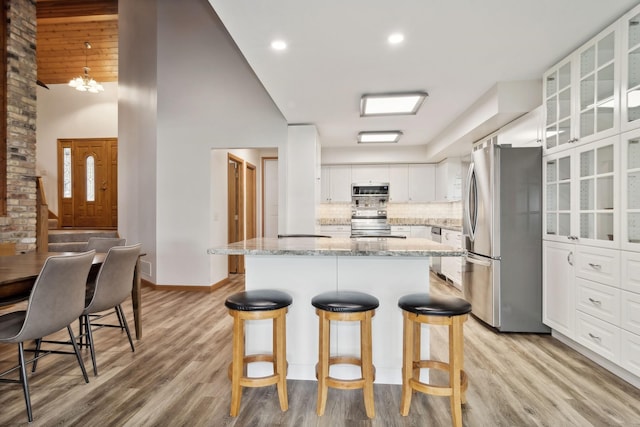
[544,152,573,241]
[544,22,620,154]
[577,29,619,141]
[622,128,640,250]
[575,137,618,247]
[622,6,640,131]
[544,58,574,152]
[543,136,618,248]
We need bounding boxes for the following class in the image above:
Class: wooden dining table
[0,251,143,339]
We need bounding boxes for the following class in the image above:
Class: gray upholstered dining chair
[79,243,141,376]
[0,250,95,422]
[85,237,126,252]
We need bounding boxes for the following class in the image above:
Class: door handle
[588,263,602,270]
[567,251,574,266]
[465,256,491,267]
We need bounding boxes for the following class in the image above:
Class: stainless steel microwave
[351,183,389,196]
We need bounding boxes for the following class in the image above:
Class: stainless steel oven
[350,183,391,237]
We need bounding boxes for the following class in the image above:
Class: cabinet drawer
[621,330,640,378]
[621,290,640,336]
[621,251,640,294]
[575,246,620,287]
[575,312,620,363]
[576,278,620,325]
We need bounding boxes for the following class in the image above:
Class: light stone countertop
[208,237,465,257]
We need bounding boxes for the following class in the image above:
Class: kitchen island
[208,237,465,384]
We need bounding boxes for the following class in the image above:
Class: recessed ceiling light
[358,131,403,144]
[360,92,428,116]
[388,33,404,45]
[271,40,287,51]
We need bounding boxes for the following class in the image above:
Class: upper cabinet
[435,157,462,201]
[351,165,389,184]
[544,21,620,154]
[320,165,351,203]
[622,128,640,251]
[621,7,640,132]
[408,164,436,202]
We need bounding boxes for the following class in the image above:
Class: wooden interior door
[246,163,256,240]
[58,138,117,229]
[228,154,244,274]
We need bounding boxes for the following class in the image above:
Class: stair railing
[36,177,48,253]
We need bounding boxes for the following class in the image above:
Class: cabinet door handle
[588,298,602,305]
[588,263,602,270]
[567,251,574,266]
[588,333,601,342]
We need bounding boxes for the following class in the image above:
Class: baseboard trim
[141,277,230,293]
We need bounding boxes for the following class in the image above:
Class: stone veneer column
[1,0,37,253]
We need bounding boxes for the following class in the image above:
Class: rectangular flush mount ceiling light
[358,131,403,144]
[360,92,428,116]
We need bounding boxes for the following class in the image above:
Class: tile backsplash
[317,201,462,225]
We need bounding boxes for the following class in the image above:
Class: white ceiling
[208,0,639,160]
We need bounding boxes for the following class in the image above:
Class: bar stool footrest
[409,359,468,397]
[228,353,285,388]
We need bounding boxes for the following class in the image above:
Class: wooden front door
[58,138,117,229]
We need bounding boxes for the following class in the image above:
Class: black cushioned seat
[225,290,292,312]
[398,293,471,317]
[312,291,379,313]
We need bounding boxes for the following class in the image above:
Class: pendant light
[68,41,104,93]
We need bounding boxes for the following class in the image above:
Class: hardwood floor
[1,273,639,426]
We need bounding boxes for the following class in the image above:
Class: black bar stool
[225,289,293,417]
[311,290,379,419]
[398,293,472,427]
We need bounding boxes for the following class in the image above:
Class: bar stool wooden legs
[398,293,472,427]
[312,290,379,419]
[225,289,293,417]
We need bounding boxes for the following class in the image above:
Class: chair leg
[361,311,375,419]
[400,312,413,416]
[274,313,288,412]
[18,342,33,422]
[82,315,98,376]
[68,325,89,383]
[116,305,135,352]
[114,306,125,331]
[230,314,244,417]
[316,310,330,416]
[450,317,464,427]
[31,338,42,373]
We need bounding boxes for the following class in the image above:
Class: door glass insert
[580,150,595,176]
[597,32,615,66]
[629,15,640,49]
[63,147,72,198]
[581,45,596,77]
[86,156,95,202]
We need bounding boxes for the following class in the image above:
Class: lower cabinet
[543,241,575,337]
[544,242,640,381]
[318,225,351,237]
[441,229,463,288]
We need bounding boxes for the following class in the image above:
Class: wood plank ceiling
[36,0,118,86]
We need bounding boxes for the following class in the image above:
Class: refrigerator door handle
[465,254,491,267]
[463,162,476,241]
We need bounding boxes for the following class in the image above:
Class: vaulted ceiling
[36,0,118,86]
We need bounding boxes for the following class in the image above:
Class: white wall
[36,83,118,215]
[151,0,287,286]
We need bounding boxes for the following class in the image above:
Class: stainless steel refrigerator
[462,140,550,333]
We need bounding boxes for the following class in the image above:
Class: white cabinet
[389,164,436,203]
[410,225,431,238]
[351,165,389,184]
[321,165,351,203]
[543,136,618,248]
[621,129,640,251]
[435,158,462,201]
[621,5,640,132]
[408,164,436,202]
[390,226,410,237]
[389,165,409,202]
[441,229,463,288]
[543,21,620,154]
[318,225,351,237]
[543,241,575,337]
